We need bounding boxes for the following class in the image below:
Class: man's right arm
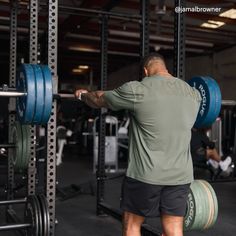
[75,90,109,109]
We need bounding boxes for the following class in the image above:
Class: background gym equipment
[184,180,218,231]
[0,194,50,236]
[188,76,222,128]
[93,116,119,173]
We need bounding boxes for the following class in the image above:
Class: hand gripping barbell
[0,64,222,127]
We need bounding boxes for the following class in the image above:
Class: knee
[161,215,183,236]
[163,228,183,236]
[123,212,144,236]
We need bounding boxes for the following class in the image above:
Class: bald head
[143,53,170,77]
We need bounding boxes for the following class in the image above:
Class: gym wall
[107,46,236,100]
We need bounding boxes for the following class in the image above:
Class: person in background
[191,128,232,171]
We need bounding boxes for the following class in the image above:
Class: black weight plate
[22,125,31,171]
[34,195,43,236]
[37,195,47,236]
[38,195,50,236]
[25,195,39,236]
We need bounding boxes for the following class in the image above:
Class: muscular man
[75,53,201,236]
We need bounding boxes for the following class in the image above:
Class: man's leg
[161,214,184,236]
[122,211,145,236]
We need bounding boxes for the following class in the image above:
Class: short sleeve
[103,82,142,111]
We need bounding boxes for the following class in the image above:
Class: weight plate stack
[16,64,36,124]
[184,179,218,231]
[200,180,218,229]
[25,195,40,236]
[35,195,43,236]
[40,65,53,124]
[31,65,45,124]
[37,195,50,236]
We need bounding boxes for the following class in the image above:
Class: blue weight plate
[200,77,217,127]
[40,65,53,124]
[188,77,212,127]
[203,77,222,127]
[189,76,222,128]
[31,65,45,124]
[16,64,36,123]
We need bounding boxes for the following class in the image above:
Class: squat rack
[5,0,58,235]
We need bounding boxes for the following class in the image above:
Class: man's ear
[144,67,148,76]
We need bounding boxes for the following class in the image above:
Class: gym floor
[55,146,236,236]
[1,145,235,236]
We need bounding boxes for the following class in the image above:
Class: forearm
[81,91,109,109]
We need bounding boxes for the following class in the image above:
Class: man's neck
[150,72,173,78]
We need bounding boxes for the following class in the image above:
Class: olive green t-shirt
[104,76,201,185]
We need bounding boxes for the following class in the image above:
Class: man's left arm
[75,90,109,109]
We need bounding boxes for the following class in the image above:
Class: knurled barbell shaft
[0,223,31,231]
[0,89,77,99]
[53,93,76,99]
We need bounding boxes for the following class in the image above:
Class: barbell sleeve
[0,88,77,99]
[0,90,26,97]
[221,100,236,106]
[53,93,77,99]
[0,223,31,231]
[0,198,27,206]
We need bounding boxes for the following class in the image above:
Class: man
[191,128,232,171]
[75,53,201,236]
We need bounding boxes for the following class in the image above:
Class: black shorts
[121,177,190,217]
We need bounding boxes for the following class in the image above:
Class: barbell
[0,64,222,127]
[0,194,50,236]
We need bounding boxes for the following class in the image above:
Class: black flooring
[1,146,236,236]
[55,147,236,236]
